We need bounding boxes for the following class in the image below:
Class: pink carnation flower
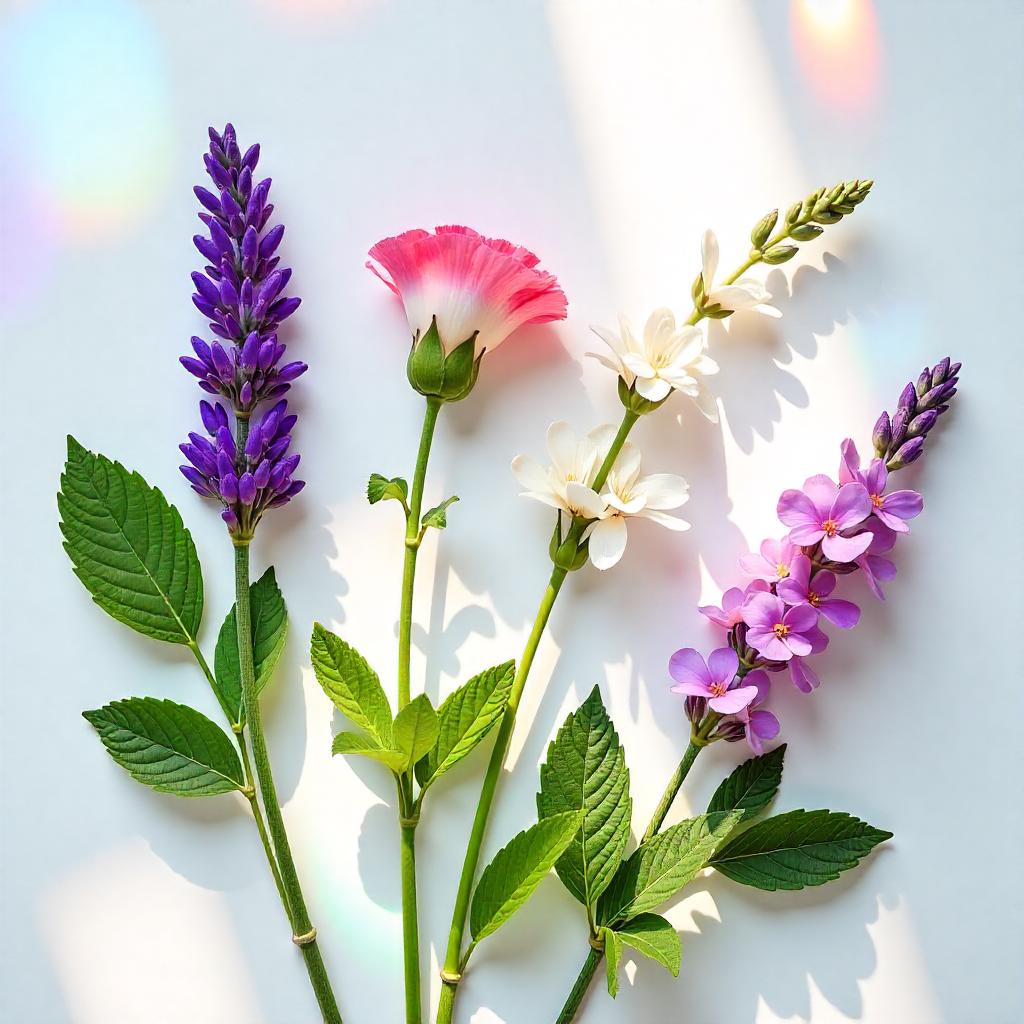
[366,225,568,357]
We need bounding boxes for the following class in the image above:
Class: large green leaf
[332,731,407,773]
[598,810,741,925]
[392,694,438,771]
[83,698,243,797]
[415,661,515,788]
[537,686,631,908]
[213,567,287,726]
[710,809,892,891]
[615,914,681,976]
[310,624,392,745]
[707,744,786,821]
[58,437,203,644]
[470,811,582,943]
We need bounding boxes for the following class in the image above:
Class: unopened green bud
[407,318,481,402]
[812,210,843,225]
[785,201,803,225]
[789,223,823,242]
[762,244,798,265]
[691,272,705,308]
[618,375,669,415]
[750,209,778,249]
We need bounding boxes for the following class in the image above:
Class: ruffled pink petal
[709,685,759,714]
[783,633,812,658]
[819,597,860,629]
[874,508,911,534]
[788,553,812,590]
[806,624,830,655]
[739,552,776,581]
[668,648,711,687]
[822,530,873,563]
[708,647,740,685]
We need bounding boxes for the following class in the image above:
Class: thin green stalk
[437,410,638,1024]
[233,420,342,1024]
[555,948,603,1024]
[398,775,422,1024]
[188,642,289,911]
[399,396,442,709]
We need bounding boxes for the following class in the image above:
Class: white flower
[589,308,721,421]
[701,229,780,317]
[586,443,690,571]
[511,421,609,519]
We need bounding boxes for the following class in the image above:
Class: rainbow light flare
[1,0,173,245]
[790,0,881,117]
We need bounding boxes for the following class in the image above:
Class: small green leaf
[615,914,681,977]
[83,698,243,797]
[331,731,407,773]
[470,810,582,943]
[416,661,515,788]
[598,811,742,925]
[367,473,409,506]
[421,495,459,530]
[602,927,622,997]
[706,744,786,821]
[710,809,892,891]
[310,624,392,745]
[59,437,204,645]
[213,567,288,727]
[392,694,439,771]
[537,686,632,908]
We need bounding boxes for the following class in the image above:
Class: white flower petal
[589,323,628,359]
[635,472,690,510]
[610,443,642,479]
[565,481,607,519]
[622,352,656,379]
[586,350,628,378]
[671,326,706,366]
[635,375,672,402]
[690,354,719,377]
[701,229,720,287]
[546,421,577,478]
[588,516,628,570]
[639,508,691,531]
[690,384,720,423]
[519,490,564,510]
[511,454,550,494]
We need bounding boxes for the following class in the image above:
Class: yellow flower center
[709,682,728,697]
[870,493,884,508]
[773,622,790,639]
[822,518,838,537]
[808,592,820,607]
[776,563,790,578]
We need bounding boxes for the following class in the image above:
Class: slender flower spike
[776,554,860,628]
[588,309,719,418]
[367,225,567,401]
[511,421,608,520]
[700,229,780,317]
[587,443,689,570]
[739,537,802,583]
[669,647,758,713]
[741,592,820,661]
[777,474,873,562]
[839,439,923,534]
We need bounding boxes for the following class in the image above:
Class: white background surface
[2,1,1023,1022]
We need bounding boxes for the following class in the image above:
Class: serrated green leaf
[415,660,515,788]
[367,473,409,506]
[707,744,786,821]
[83,698,243,797]
[331,731,407,773]
[421,495,459,530]
[310,624,392,745]
[392,694,438,771]
[537,686,632,908]
[602,927,622,997]
[598,810,742,925]
[470,810,582,943]
[213,567,287,727]
[58,437,203,645]
[616,913,681,976]
[710,809,892,891]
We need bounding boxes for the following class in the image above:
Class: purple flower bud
[209,218,233,256]
[241,143,260,171]
[210,342,233,379]
[285,480,305,498]
[194,186,221,214]
[221,507,239,530]
[180,465,209,491]
[240,331,260,369]
[254,459,271,488]
[266,437,290,462]
[268,296,301,322]
[714,719,748,743]
[180,356,210,380]
[219,473,239,502]
[199,400,221,434]
[191,273,220,306]
[887,436,924,470]
[216,424,235,457]
[919,380,956,410]
[245,424,263,460]
[269,462,289,492]
[238,472,257,506]
[260,224,285,259]
[931,357,950,386]
[258,339,276,369]
[240,277,253,309]
[684,695,706,725]
[240,381,253,406]
[889,407,909,448]
[908,409,938,437]
[220,189,242,221]
[204,152,232,190]
[871,411,891,458]
[896,382,917,414]
[198,380,219,394]
[241,226,258,270]
[915,366,932,397]
[193,234,221,263]
[219,276,240,310]
[192,295,217,319]
[236,166,253,200]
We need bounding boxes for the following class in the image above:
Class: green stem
[437,409,639,1024]
[232,418,342,1024]
[555,948,603,1024]
[398,774,422,1024]
[399,396,442,709]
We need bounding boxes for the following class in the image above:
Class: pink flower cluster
[671,435,927,753]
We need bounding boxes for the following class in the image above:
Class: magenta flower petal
[821,530,873,562]
[668,648,711,687]
[707,647,740,683]
[863,459,888,496]
[783,604,818,633]
[874,508,912,533]
[748,708,780,744]
[746,630,790,661]
[804,474,838,511]
[838,438,860,485]
[709,685,759,714]
[775,578,805,605]
[783,633,812,657]
[697,603,732,628]
[670,680,710,698]
[819,598,860,629]
[777,489,822,531]
[790,657,820,693]
[881,489,924,521]
[811,569,837,598]
[830,482,872,529]
[744,669,771,706]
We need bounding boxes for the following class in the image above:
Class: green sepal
[58,437,204,645]
[391,694,439,771]
[416,660,515,789]
[406,319,481,401]
[617,375,669,416]
[367,473,409,506]
[310,623,393,745]
[549,522,590,572]
[422,495,459,531]
[438,334,481,402]
[83,697,244,797]
[213,566,287,728]
[331,730,408,773]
